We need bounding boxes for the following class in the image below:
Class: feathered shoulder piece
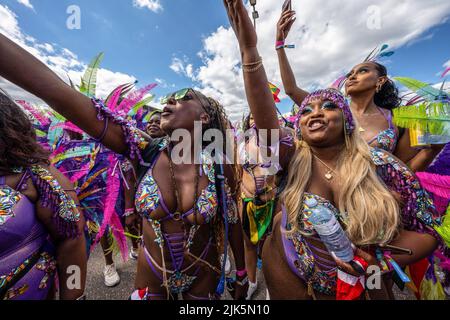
[369,148,445,241]
[29,165,80,238]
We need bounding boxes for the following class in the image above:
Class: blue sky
[1,0,450,118]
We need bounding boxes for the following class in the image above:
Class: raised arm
[223,0,279,131]
[394,129,445,172]
[0,33,128,155]
[276,9,309,105]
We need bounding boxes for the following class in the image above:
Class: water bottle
[305,198,354,262]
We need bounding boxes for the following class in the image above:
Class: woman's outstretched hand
[223,0,257,53]
[276,10,296,42]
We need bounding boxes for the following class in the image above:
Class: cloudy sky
[0,0,449,120]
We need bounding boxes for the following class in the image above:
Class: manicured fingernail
[331,251,337,260]
[351,243,356,250]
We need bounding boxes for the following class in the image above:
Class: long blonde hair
[282,127,400,246]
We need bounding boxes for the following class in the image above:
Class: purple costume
[0,166,80,300]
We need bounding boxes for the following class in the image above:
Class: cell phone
[282,0,292,12]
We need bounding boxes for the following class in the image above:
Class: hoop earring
[376,84,382,93]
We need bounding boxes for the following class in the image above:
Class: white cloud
[170,57,194,79]
[133,0,163,13]
[0,5,136,104]
[177,1,450,120]
[17,0,33,10]
[445,60,450,68]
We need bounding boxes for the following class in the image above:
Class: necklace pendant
[359,127,365,133]
[324,172,333,181]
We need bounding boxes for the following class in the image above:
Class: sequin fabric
[0,186,22,226]
[91,98,149,164]
[30,166,80,224]
[287,193,341,295]
[135,142,237,225]
[295,89,356,135]
[372,128,398,153]
[371,147,441,236]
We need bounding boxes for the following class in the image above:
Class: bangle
[242,58,263,73]
[236,269,247,277]
[242,57,263,67]
[124,208,135,217]
[94,116,109,142]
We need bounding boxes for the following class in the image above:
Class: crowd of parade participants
[0,0,449,300]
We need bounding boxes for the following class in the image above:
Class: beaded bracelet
[124,208,135,217]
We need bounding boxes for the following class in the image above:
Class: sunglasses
[160,88,192,105]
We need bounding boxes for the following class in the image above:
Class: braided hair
[193,91,240,259]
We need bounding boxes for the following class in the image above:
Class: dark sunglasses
[160,88,192,105]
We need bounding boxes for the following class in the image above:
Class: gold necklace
[312,154,337,181]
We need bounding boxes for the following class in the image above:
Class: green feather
[393,102,450,135]
[127,95,154,117]
[394,77,444,101]
[79,52,104,97]
[435,205,450,248]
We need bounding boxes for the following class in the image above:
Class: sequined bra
[135,140,236,225]
[367,107,398,153]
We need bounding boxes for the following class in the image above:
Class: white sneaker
[221,254,232,276]
[246,281,258,300]
[129,248,139,260]
[103,264,120,287]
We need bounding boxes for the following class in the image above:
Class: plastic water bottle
[306,198,354,262]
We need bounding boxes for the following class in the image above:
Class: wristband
[236,269,247,277]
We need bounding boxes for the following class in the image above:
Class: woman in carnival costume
[237,112,293,299]
[0,33,248,300]
[0,90,87,300]
[275,8,444,173]
[223,0,448,299]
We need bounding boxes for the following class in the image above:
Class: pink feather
[442,67,450,78]
[116,83,157,114]
[69,162,92,183]
[330,76,347,90]
[107,84,125,112]
[416,172,450,199]
[17,100,51,126]
[94,154,128,261]
[417,172,450,213]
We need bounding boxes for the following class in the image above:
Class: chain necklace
[312,154,338,181]
[167,149,200,224]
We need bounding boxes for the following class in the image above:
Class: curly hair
[0,90,49,174]
[372,62,402,110]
